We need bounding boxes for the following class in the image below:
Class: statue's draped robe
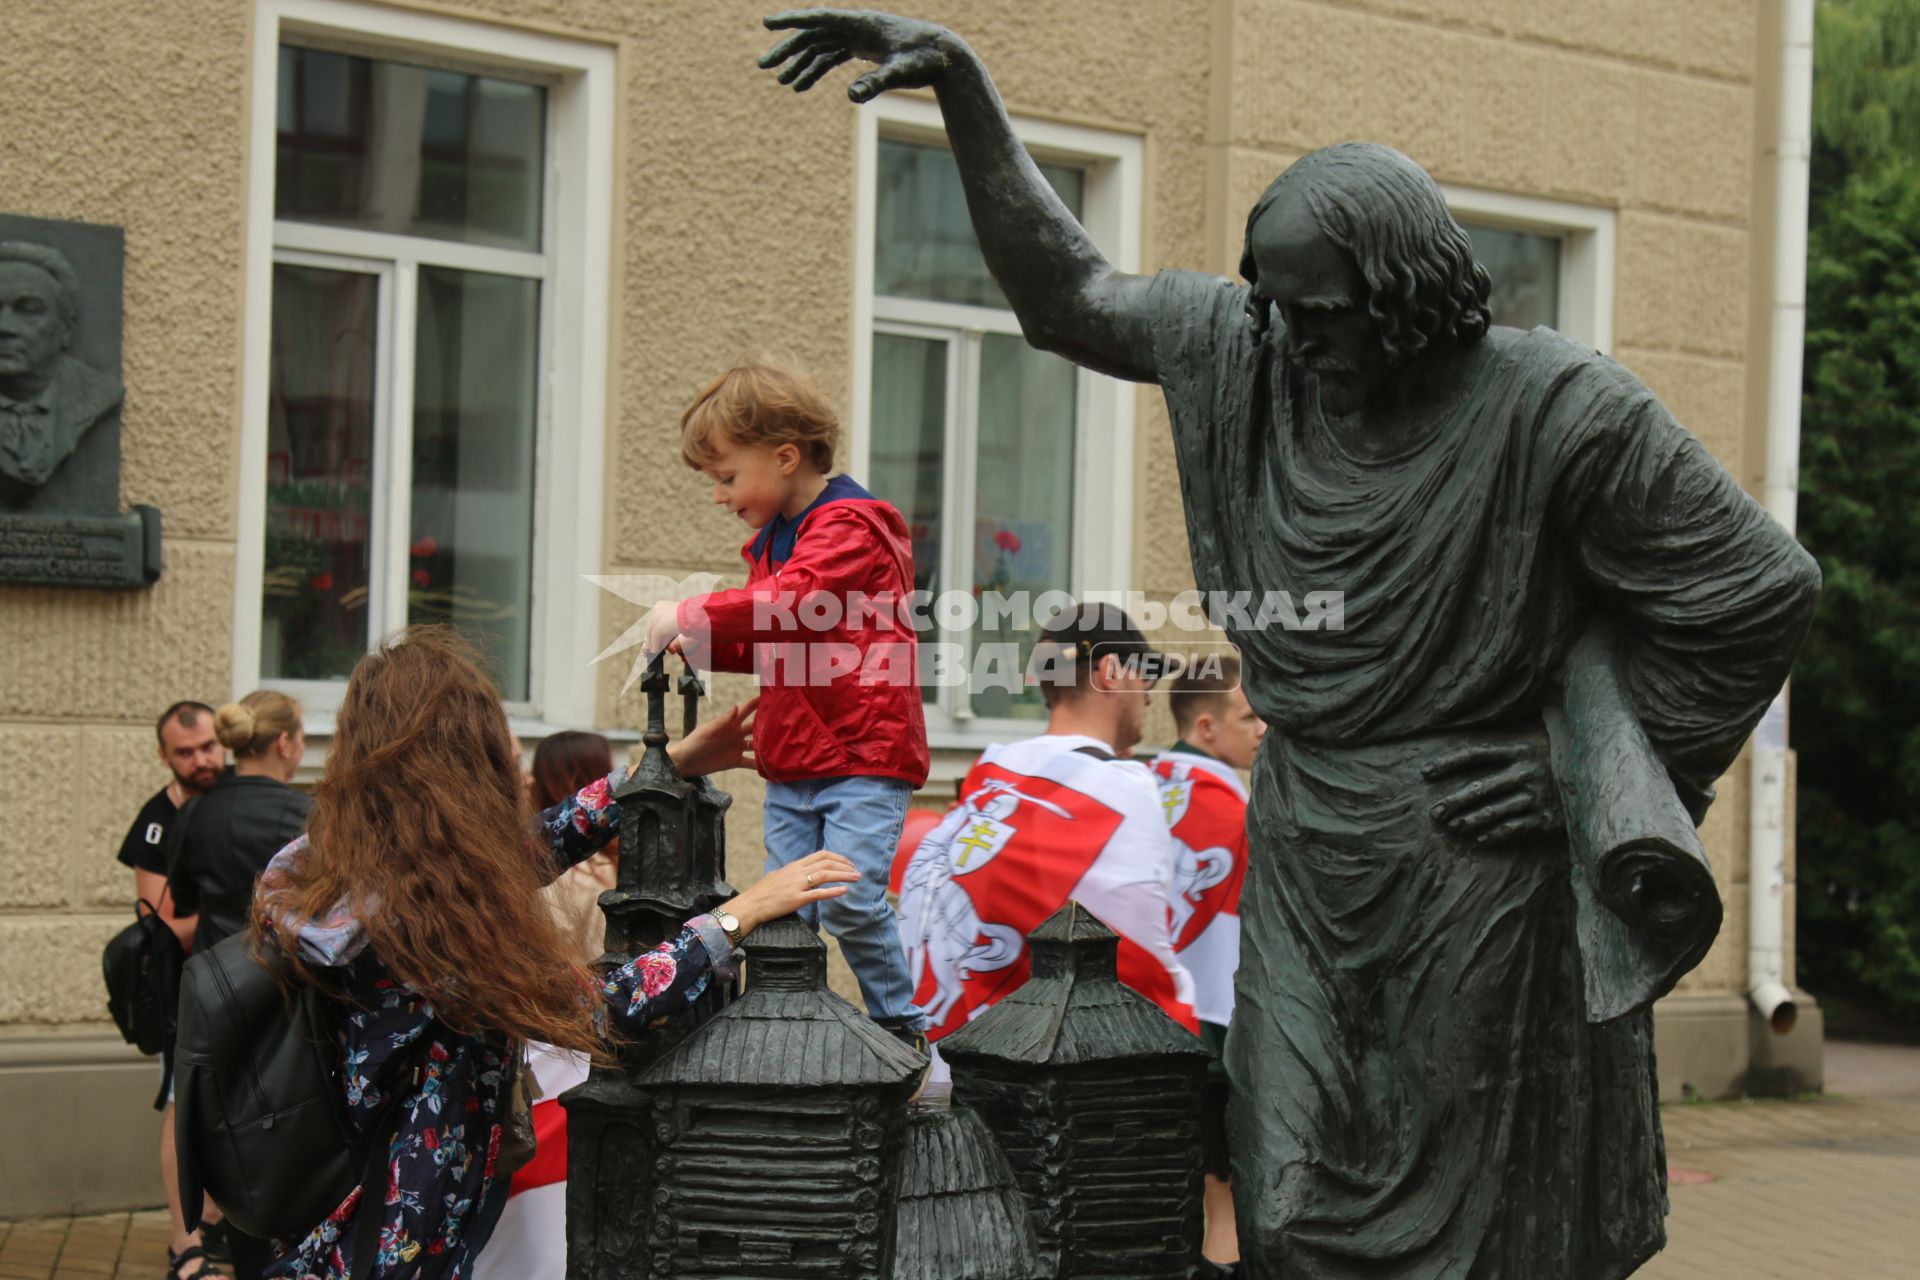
[1144,270,1819,1279]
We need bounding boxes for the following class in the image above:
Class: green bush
[1794,0,1920,1024]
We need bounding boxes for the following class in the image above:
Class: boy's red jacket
[677,476,930,788]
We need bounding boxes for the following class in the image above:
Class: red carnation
[993,529,1022,553]
[412,568,431,589]
[310,571,333,592]
[410,536,438,559]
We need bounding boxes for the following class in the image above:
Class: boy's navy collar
[751,474,876,565]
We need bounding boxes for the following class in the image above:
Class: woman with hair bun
[166,689,309,956]
[165,689,309,1280]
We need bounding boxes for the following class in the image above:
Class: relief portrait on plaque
[0,212,159,588]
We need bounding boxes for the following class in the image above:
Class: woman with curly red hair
[250,626,853,1280]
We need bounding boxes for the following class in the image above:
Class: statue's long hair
[1240,143,1492,363]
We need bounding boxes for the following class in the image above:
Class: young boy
[642,362,931,1048]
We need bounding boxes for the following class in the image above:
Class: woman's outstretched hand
[665,696,757,778]
[760,9,963,101]
[722,850,860,935]
[1423,736,1565,848]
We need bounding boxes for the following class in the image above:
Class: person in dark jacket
[165,689,309,1280]
[167,690,309,956]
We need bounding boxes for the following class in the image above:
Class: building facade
[0,0,1815,1216]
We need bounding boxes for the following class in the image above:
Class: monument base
[0,504,161,589]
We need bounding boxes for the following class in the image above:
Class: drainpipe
[1750,0,1814,1037]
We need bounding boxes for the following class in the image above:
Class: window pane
[869,332,948,705]
[263,264,378,682]
[277,46,545,252]
[876,138,1084,307]
[410,267,539,702]
[971,333,1076,721]
[1464,224,1561,332]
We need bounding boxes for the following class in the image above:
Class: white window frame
[235,0,615,735]
[1442,185,1615,353]
[852,95,1142,750]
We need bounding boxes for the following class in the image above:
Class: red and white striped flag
[1148,751,1249,1029]
[470,1043,589,1280]
[891,734,1197,1048]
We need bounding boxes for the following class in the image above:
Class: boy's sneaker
[878,1019,933,1102]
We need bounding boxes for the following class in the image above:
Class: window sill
[291,710,646,785]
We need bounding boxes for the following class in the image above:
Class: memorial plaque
[0,212,158,588]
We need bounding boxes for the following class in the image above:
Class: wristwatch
[713,910,746,951]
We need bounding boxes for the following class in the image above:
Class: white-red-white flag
[891,734,1197,1043]
[469,1043,589,1280]
[1148,751,1249,1028]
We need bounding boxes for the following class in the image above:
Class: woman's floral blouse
[260,770,736,1280]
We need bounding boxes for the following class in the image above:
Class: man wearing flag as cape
[893,604,1196,1081]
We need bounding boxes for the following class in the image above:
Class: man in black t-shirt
[118,700,230,1280]
[118,702,224,948]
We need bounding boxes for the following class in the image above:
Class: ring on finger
[805,871,816,888]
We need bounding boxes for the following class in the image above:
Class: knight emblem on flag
[894,764,1126,1037]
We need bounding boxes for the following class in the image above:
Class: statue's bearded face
[1247,197,1396,418]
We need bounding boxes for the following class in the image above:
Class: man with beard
[761,12,1821,1277]
[116,701,232,1280]
[119,702,224,947]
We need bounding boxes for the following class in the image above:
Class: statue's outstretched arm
[761,10,1161,384]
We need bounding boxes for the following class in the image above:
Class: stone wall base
[1651,988,1825,1102]
[0,1029,164,1218]
[0,995,1832,1216]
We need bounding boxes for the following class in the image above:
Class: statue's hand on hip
[1422,738,1565,849]
[761,9,964,101]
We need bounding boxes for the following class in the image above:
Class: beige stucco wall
[0,0,1795,1187]
[0,0,251,1030]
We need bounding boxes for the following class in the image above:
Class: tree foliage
[1794,0,1920,1022]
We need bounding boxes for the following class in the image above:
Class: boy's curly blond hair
[680,362,839,475]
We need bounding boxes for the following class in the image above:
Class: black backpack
[174,932,436,1278]
[103,895,186,1060]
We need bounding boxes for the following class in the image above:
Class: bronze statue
[759,12,1821,1277]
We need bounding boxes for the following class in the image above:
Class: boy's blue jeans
[763,775,928,1032]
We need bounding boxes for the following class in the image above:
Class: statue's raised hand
[760,10,962,101]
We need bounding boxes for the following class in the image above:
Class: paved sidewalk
[1639,1039,1920,1280]
[5,1042,1917,1279]
[0,1212,169,1280]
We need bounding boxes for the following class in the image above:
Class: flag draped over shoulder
[891,734,1196,1041]
[1150,751,1249,1029]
